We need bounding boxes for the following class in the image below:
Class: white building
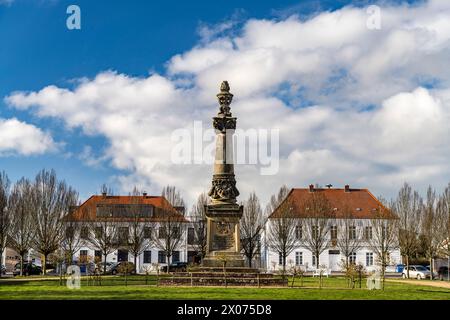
[67,193,197,273]
[263,185,401,273]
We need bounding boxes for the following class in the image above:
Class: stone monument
[203,81,245,268]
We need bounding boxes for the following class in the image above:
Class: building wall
[263,218,401,272]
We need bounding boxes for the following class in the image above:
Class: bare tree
[152,202,185,273]
[266,185,297,276]
[394,182,422,278]
[31,169,78,274]
[127,187,152,274]
[336,204,362,269]
[0,171,11,277]
[61,204,86,266]
[162,185,185,209]
[8,178,35,276]
[302,192,333,269]
[87,206,119,274]
[189,192,208,262]
[240,192,265,268]
[368,205,398,290]
[438,184,450,281]
[421,186,442,279]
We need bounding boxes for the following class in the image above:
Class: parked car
[160,262,188,272]
[402,265,432,280]
[438,266,449,281]
[109,261,136,275]
[13,263,42,276]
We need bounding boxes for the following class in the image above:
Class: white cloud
[5,0,450,206]
[0,118,56,156]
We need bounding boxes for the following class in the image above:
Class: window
[366,252,373,266]
[295,225,303,240]
[172,251,180,263]
[312,255,317,267]
[295,252,303,266]
[95,226,103,239]
[349,252,356,265]
[349,226,356,240]
[118,249,128,262]
[94,250,102,263]
[278,253,285,265]
[187,228,195,245]
[158,251,166,264]
[312,226,319,239]
[118,227,129,244]
[65,226,74,239]
[158,227,167,239]
[80,227,89,239]
[143,251,152,264]
[79,250,88,263]
[364,226,372,240]
[330,226,337,240]
[144,227,152,239]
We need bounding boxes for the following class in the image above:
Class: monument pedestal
[202,204,245,268]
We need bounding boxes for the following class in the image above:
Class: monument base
[203,204,245,268]
[202,251,245,268]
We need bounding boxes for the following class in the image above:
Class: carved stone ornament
[216,81,233,117]
[208,174,240,203]
[215,221,233,236]
[213,117,236,132]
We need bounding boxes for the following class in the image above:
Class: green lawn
[0,276,449,300]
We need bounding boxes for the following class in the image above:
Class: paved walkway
[387,279,450,289]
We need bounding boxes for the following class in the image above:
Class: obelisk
[203,81,245,268]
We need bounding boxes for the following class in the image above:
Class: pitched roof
[67,195,188,222]
[269,187,395,219]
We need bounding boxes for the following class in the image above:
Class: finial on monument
[217,80,233,117]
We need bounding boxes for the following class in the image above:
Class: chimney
[143,191,147,197]
[344,185,350,193]
[309,184,314,192]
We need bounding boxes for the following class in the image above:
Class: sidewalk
[387,279,450,289]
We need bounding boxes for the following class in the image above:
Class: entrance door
[328,250,340,271]
[117,250,128,262]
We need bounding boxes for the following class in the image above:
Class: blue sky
[1,0,449,205]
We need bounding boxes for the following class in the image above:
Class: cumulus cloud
[5,0,450,205]
[0,118,56,155]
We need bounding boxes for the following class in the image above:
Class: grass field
[0,276,449,300]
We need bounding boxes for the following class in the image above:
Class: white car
[402,265,431,280]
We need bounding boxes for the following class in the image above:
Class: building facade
[264,185,401,272]
[67,193,196,273]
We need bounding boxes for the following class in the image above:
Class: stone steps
[159,276,288,287]
[172,272,274,278]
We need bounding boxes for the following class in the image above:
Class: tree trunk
[406,256,410,278]
[282,254,286,279]
[0,248,3,278]
[429,257,433,280]
[42,254,47,275]
[134,254,138,274]
[103,252,107,274]
[166,255,170,273]
[20,252,25,276]
[248,256,252,268]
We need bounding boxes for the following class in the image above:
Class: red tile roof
[67,195,188,222]
[269,187,395,219]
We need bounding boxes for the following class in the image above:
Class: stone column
[203,81,244,268]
